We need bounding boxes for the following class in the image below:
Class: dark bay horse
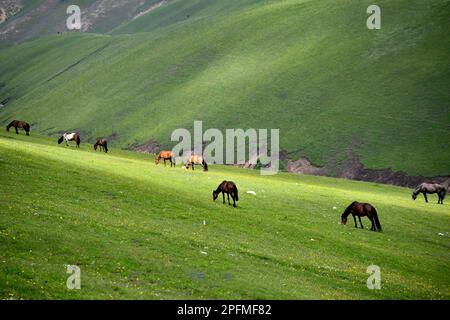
[155,151,175,167]
[185,154,208,171]
[412,180,449,204]
[58,132,80,148]
[94,138,108,153]
[341,201,382,232]
[213,180,239,207]
[6,120,30,135]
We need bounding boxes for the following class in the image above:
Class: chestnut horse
[185,154,208,171]
[94,138,108,153]
[213,180,239,207]
[341,201,382,232]
[6,120,30,135]
[155,151,175,167]
[58,132,80,148]
[412,181,449,204]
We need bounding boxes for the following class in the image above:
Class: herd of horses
[5,119,450,232]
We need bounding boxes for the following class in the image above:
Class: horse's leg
[164,159,166,167]
[227,193,231,205]
[358,216,364,229]
[423,192,428,202]
[15,126,19,134]
[232,195,236,208]
[369,216,375,231]
[353,214,357,228]
[222,192,225,204]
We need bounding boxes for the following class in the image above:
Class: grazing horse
[6,120,30,136]
[185,154,208,171]
[341,201,382,232]
[94,138,108,153]
[412,180,449,204]
[155,151,175,167]
[58,132,80,148]
[213,180,239,207]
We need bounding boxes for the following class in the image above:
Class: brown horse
[155,151,175,167]
[412,181,449,204]
[94,138,108,153]
[185,154,208,171]
[341,201,382,232]
[6,120,30,136]
[213,180,239,207]
[58,132,80,148]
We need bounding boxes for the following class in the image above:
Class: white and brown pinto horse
[185,154,208,171]
[58,132,80,148]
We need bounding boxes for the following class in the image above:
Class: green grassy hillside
[0,0,449,177]
[0,133,449,299]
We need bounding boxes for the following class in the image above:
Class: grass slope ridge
[0,132,449,299]
[0,0,165,46]
[0,0,449,177]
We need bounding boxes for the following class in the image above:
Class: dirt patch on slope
[285,156,325,176]
[285,151,449,188]
[337,154,449,188]
[132,0,168,20]
[127,138,160,153]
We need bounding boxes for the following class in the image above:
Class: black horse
[6,120,30,135]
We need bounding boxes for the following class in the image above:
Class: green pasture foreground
[0,133,449,299]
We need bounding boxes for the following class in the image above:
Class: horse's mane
[412,184,422,194]
[342,201,357,216]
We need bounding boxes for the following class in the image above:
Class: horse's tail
[439,187,447,200]
[372,207,382,232]
[24,123,30,135]
[234,186,239,201]
[202,159,208,171]
[104,141,108,153]
[76,135,81,147]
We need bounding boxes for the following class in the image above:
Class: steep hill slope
[0,0,449,178]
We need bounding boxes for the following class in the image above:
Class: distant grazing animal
[155,151,175,167]
[341,201,382,232]
[58,132,80,148]
[6,120,30,136]
[412,180,449,204]
[213,180,239,207]
[94,138,108,153]
[185,154,208,171]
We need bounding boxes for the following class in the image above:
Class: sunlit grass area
[0,133,448,299]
